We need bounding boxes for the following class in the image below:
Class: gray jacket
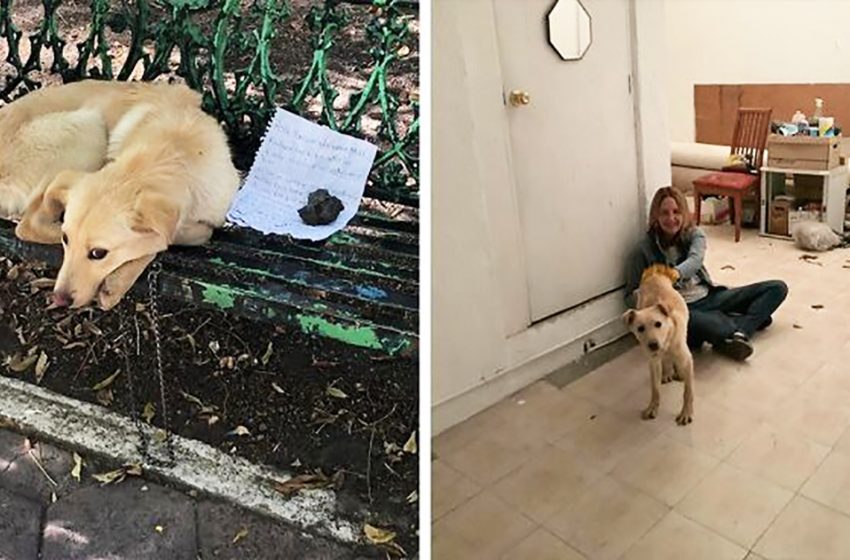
[624,227,715,309]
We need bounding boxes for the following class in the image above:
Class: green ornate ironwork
[0,0,419,204]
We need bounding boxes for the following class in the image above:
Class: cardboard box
[767,134,842,170]
[769,197,793,236]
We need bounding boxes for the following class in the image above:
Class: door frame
[485,0,647,336]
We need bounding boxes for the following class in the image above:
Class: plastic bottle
[813,98,824,124]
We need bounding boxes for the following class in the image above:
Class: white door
[493,0,641,322]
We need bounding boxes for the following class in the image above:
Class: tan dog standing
[623,264,694,425]
[16,82,240,310]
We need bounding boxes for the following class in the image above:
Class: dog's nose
[648,341,660,352]
[52,291,72,307]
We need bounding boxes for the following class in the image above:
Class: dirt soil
[0,256,419,557]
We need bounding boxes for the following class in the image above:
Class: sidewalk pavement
[0,427,376,559]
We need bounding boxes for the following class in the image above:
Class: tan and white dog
[623,264,694,425]
[0,80,213,219]
[15,81,240,310]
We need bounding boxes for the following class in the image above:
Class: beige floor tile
[801,448,850,517]
[620,510,747,560]
[432,459,481,521]
[612,377,696,425]
[726,423,829,491]
[754,495,850,559]
[610,434,718,506]
[662,399,757,459]
[834,423,850,456]
[434,404,505,458]
[545,475,668,560]
[702,371,794,422]
[438,426,541,485]
[563,349,647,408]
[554,410,661,473]
[805,362,850,407]
[492,444,602,524]
[432,525,479,560]
[743,553,766,560]
[748,342,824,390]
[500,528,586,560]
[767,389,850,447]
[675,463,793,548]
[433,491,535,560]
[490,381,602,444]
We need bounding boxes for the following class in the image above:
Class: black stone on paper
[298,189,344,226]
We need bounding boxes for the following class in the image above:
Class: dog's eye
[637,326,645,333]
[88,248,108,260]
[61,233,68,245]
[654,321,662,328]
[58,211,65,224]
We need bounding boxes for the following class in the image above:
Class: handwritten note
[226,108,378,240]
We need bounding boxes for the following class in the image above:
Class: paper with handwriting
[226,108,377,240]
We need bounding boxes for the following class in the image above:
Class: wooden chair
[693,107,773,242]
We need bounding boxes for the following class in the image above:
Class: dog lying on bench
[14,80,240,310]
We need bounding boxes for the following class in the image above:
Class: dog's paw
[97,281,123,310]
[641,404,659,420]
[675,410,693,425]
[661,374,674,384]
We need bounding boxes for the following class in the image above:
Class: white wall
[665,0,850,142]
[432,0,671,434]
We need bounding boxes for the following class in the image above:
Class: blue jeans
[687,280,788,348]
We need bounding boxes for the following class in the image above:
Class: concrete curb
[0,374,361,545]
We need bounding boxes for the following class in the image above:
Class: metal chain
[145,259,176,466]
[118,259,176,467]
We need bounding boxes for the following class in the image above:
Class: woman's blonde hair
[647,186,694,238]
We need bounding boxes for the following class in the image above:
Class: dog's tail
[641,263,680,284]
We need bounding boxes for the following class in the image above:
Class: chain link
[119,258,176,467]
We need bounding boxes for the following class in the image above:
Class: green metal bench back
[0,0,419,205]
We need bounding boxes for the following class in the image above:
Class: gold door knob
[508,90,531,107]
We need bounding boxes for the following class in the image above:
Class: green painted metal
[0,0,418,201]
[200,283,236,310]
[297,314,382,350]
[0,1,420,354]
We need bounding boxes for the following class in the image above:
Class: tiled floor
[433,224,850,559]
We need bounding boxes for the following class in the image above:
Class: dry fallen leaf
[92,369,121,391]
[155,525,164,534]
[364,524,396,545]
[271,382,285,395]
[812,304,825,310]
[397,45,410,57]
[229,425,251,437]
[92,468,126,486]
[71,453,83,482]
[7,352,38,373]
[793,323,803,329]
[96,388,114,407]
[326,386,348,399]
[406,490,418,504]
[142,402,156,423]
[720,265,735,270]
[403,431,417,454]
[261,341,274,366]
[34,351,49,383]
[272,472,336,497]
[232,527,249,544]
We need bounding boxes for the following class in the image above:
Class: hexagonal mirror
[547,0,592,61]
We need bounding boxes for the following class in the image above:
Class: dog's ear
[16,170,82,244]
[655,302,670,317]
[623,309,636,325]
[126,192,180,256]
